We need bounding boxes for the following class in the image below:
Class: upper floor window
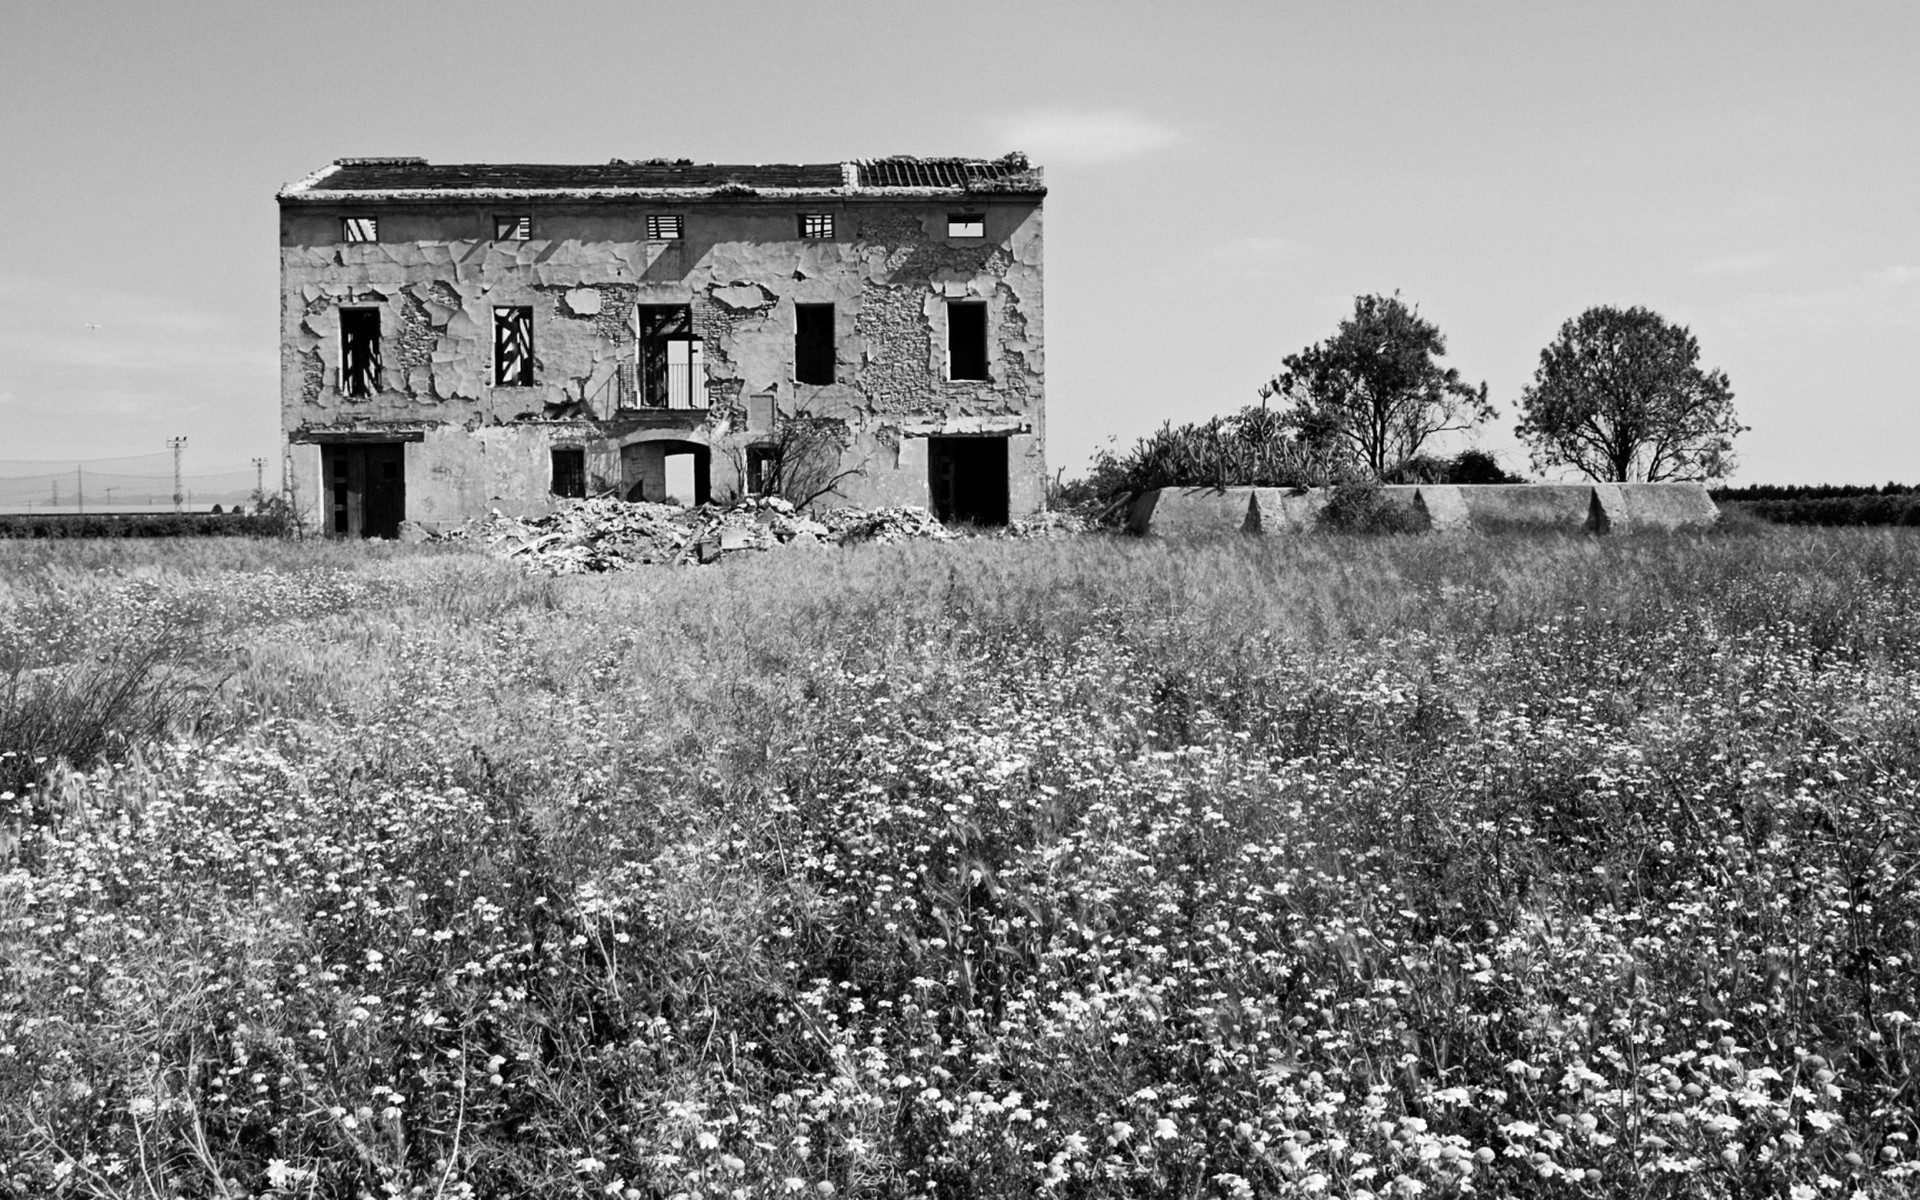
[494,307,534,387]
[795,304,834,386]
[947,213,985,238]
[647,214,683,240]
[339,308,381,397]
[634,305,706,410]
[947,301,989,381]
[494,214,531,240]
[342,217,378,243]
[798,213,834,240]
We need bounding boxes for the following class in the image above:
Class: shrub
[1318,481,1429,533]
[0,511,290,539]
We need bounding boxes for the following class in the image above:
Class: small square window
[647,214,683,240]
[342,217,378,243]
[799,213,834,240]
[495,214,531,240]
[947,213,985,238]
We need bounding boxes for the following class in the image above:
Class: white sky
[1,1,1915,484]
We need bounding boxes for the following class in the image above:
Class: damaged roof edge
[276,182,1046,204]
[276,158,1043,202]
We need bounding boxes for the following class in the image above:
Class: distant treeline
[1710,483,1919,502]
[0,511,289,539]
[1714,484,1920,528]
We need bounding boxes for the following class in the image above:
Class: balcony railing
[603,340,705,413]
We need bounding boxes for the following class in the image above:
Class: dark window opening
[322,442,405,539]
[799,213,834,239]
[795,303,835,385]
[928,436,1009,526]
[647,214,683,240]
[746,444,777,496]
[495,214,531,240]
[339,308,381,398]
[551,448,586,498]
[947,302,989,381]
[947,213,985,238]
[342,217,378,243]
[494,306,534,386]
[634,305,705,409]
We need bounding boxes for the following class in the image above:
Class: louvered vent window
[647,214,683,240]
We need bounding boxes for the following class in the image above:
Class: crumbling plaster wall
[281,199,1043,518]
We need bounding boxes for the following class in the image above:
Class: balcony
[635,340,706,411]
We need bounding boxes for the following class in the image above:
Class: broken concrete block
[1456,484,1598,532]
[1413,485,1471,533]
[1588,483,1629,534]
[396,520,431,544]
[1247,487,1324,533]
[1127,487,1258,536]
[1617,482,1720,530]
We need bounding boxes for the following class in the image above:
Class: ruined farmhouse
[277,155,1045,537]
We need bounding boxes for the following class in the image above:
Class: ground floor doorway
[927,436,1009,526]
[621,440,711,506]
[321,442,405,538]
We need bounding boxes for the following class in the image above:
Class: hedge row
[1728,495,1920,527]
[0,512,289,539]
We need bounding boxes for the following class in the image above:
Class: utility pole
[167,436,187,513]
[251,457,266,508]
[76,465,84,514]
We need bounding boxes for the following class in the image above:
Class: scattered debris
[436,496,971,574]
[1005,510,1095,539]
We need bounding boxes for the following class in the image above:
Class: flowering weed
[2,530,1918,1197]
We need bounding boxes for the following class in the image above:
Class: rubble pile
[816,505,954,546]
[438,496,967,574]
[441,498,693,573]
[437,495,1107,575]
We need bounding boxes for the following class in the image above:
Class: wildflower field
[3,529,1918,1199]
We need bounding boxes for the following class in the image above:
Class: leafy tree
[1261,293,1494,479]
[1062,404,1355,502]
[1384,448,1527,485]
[1516,305,1744,482]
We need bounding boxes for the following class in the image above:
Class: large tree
[1516,305,1744,482]
[1261,293,1494,479]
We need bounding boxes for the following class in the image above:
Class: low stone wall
[1128,482,1720,536]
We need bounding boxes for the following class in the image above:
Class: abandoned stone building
[277,155,1045,537]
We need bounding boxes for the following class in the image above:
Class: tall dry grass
[3,527,1919,1197]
